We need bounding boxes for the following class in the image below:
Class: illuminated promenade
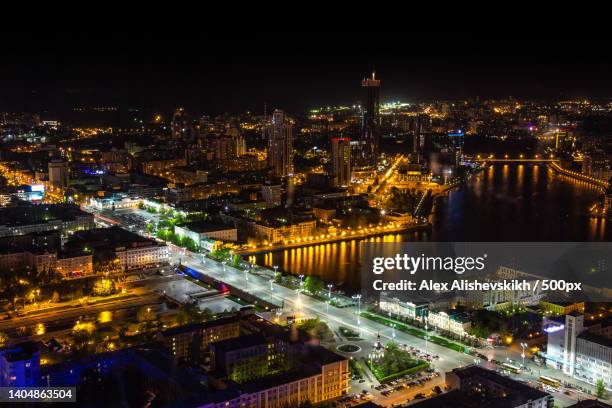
[235,222,429,255]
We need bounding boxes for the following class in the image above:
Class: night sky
[2,33,611,116]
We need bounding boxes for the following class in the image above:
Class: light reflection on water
[255,164,608,291]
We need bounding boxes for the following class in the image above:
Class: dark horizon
[2,36,612,116]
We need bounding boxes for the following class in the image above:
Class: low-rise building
[427,310,471,337]
[66,226,168,271]
[0,245,92,278]
[251,219,316,244]
[605,189,612,213]
[383,211,413,225]
[544,313,612,391]
[203,345,348,408]
[174,221,238,246]
[0,341,41,387]
[539,300,585,316]
[161,316,241,361]
[0,204,94,238]
[378,292,428,320]
[411,365,553,408]
[55,252,94,278]
[313,206,336,223]
[89,194,141,210]
[397,164,431,183]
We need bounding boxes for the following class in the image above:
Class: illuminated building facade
[265,110,294,177]
[161,316,241,361]
[360,72,381,167]
[545,313,612,391]
[331,137,352,187]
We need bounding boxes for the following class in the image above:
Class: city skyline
[1,33,611,407]
[3,36,612,115]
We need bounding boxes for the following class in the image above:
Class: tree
[136,306,155,323]
[93,278,116,296]
[596,379,606,398]
[183,237,198,252]
[176,302,205,325]
[303,276,324,294]
[231,254,242,267]
[146,223,154,233]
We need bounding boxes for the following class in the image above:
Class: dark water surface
[255,164,608,290]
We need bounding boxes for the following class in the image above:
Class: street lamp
[391,323,396,339]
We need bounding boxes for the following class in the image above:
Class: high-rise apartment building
[265,110,294,177]
[360,72,381,167]
[331,137,352,187]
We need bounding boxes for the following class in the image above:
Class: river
[254,164,608,291]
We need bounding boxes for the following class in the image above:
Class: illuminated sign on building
[544,324,564,333]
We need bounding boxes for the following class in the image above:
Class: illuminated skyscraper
[360,71,381,166]
[331,137,352,187]
[265,110,294,177]
[413,113,431,163]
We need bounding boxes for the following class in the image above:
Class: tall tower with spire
[360,71,381,167]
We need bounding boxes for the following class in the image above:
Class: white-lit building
[544,313,612,391]
[251,219,316,244]
[427,310,471,337]
[174,221,238,246]
[116,244,168,271]
[90,195,141,210]
[379,292,428,320]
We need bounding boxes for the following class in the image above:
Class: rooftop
[441,365,551,408]
[567,400,612,408]
[67,226,159,249]
[0,341,40,362]
[0,204,92,227]
[211,333,267,352]
[161,316,239,337]
[578,331,612,348]
[177,221,235,233]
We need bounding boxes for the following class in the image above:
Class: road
[1,293,163,339]
[174,249,599,407]
[81,203,605,407]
